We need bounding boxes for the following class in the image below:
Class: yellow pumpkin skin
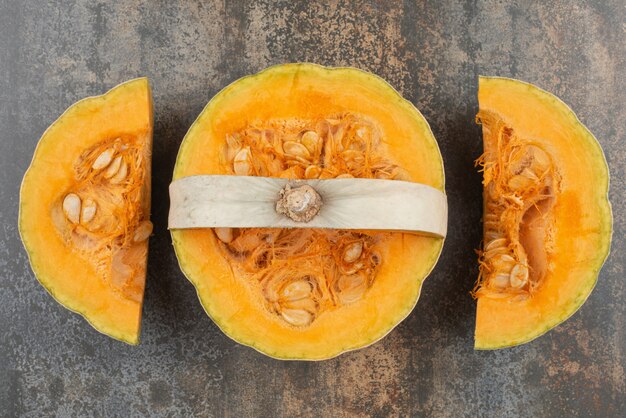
[475,77,612,349]
[19,78,153,345]
[172,64,445,360]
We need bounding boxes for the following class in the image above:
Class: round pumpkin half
[171,64,446,360]
[474,77,612,349]
[19,78,153,344]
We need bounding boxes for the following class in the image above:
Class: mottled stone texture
[0,0,624,416]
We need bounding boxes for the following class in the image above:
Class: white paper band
[169,175,447,238]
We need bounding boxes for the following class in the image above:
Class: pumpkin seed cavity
[56,137,151,301]
[215,113,402,327]
[474,112,559,301]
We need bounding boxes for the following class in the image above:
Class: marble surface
[0,1,624,416]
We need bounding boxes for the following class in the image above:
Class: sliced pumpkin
[474,76,612,349]
[19,78,153,344]
[171,63,446,360]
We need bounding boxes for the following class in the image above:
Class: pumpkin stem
[276,183,322,222]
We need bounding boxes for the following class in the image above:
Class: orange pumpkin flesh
[474,77,612,349]
[172,64,445,359]
[19,78,153,344]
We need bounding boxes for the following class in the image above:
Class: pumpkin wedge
[19,78,153,344]
[474,77,612,349]
[171,64,446,360]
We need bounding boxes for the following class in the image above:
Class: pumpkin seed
[341,261,364,275]
[338,285,366,304]
[342,150,363,161]
[337,273,365,291]
[483,246,510,259]
[103,156,123,178]
[111,249,133,288]
[268,157,284,174]
[521,167,539,180]
[80,199,97,223]
[485,237,507,251]
[483,213,498,222]
[509,263,529,289]
[304,165,322,179]
[529,145,551,173]
[283,141,310,159]
[485,229,504,241]
[281,308,312,327]
[492,254,516,271]
[281,280,312,301]
[343,241,363,263]
[283,297,317,312]
[233,147,252,175]
[92,148,115,170]
[133,220,153,242]
[301,131,321,154]
[492,273,510,289]
[215,227,234,243]
[109,159,128,184]
[62,193,81,224]
[483,222,499,232]
[337,273,367,304]
[226,134,242,161]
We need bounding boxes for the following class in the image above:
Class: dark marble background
[1,1,624,417]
